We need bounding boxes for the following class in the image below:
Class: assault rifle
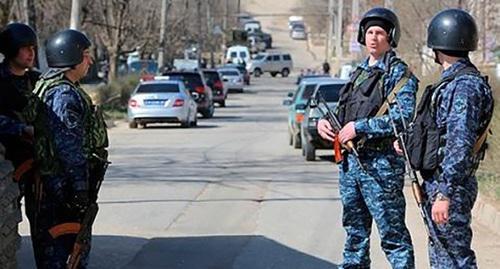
[311,92,363,169]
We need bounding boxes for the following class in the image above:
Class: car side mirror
[282,99,292,106]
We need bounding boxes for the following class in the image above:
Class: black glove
[69,191,90,215]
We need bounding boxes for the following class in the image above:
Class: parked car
[127,79,198,128]
[244,20,262,33]
[223,63,250,85]
[218,67,244,93]
[301,79,348,161]
[202,69,228,107]
[237,13,254,27]
[291,24,307,40]
[283,77,336,148]
[248,35,266,54]
[248,52,293,77]
[162,70,215,118]
[288,16,304,29]
[226,45,251,65]
[251,29,273,49]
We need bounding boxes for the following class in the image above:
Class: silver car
[218,67,244,93]
[127,80,198,128]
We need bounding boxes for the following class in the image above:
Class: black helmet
[427,9,478,52]
[45,29,91,68]
[0,23,37,58]
[357,7,400,48]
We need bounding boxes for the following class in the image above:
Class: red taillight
[129,99,139,108]
[214,80,223,90]
[173,99,185,107]
[195,86,205,94]
[295,113,304,123]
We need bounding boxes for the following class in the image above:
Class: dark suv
[301,79,347,161]
[163,71,215,118]
[202,69,228,107]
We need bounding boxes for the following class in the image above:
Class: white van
[244,20,261,33]
[225,45,251,65]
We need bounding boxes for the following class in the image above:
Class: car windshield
[136,84,179,93]
[203,71,220,84]
[302,84,317,99]
[220,70,239,76]
[317,84,343,102]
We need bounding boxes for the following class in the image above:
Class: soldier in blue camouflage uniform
[318,8,416,268]
[26,29,109,269]
[420,9,493,268]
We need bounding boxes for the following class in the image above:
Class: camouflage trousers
[339,152,414,269]
[423,177,478,269]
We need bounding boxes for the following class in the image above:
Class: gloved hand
[69,191,90,215]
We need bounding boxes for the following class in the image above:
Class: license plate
[144,99,167,106]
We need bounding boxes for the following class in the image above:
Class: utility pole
[70,0,81,30]
[197,0,202,60]
[326,0,334,62]
[222,0,229,57]
[158,0,170,71]
[335,0,343,61]
[206,0,215,67]
[238,0,241,14]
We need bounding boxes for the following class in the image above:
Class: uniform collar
[358,50,395,72]
[441,58,472,78]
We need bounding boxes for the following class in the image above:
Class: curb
[473,194,500,235]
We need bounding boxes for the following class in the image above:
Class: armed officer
[398,9,494,268]
[317,7,418,268]
[0,23,39,199]
[26,29,109,268]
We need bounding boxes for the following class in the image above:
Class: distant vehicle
[202,69,228,107]
[223,63,250,85]
[248,52,293,78]
[128,60,158,74]
[288,16,304,29]
[237,13,255,27]
[339,64,355,80]
[127,80,198,128]
[301,79,348,161]
[162,71,215,118]
[226,45,251,65]
[218,67,244,93]
[291,25,307,40]
[173,59,200,71]
[248,35,266,54]
[244,20,262,33]
[283,77,336,148]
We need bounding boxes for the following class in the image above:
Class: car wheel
[219,100,226,107]
[305,140,315,161]
[301,132,306,156]
[254,68,262,77]
[141,123,148,129]
[270,72,278,77]
[191,114,198,127]
[293,133,301,149]
[288,130,293,146]
[180,119,190,128]
[129,120,138,129]
[282,68,290,77]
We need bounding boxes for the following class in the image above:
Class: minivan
[248,52,293,78]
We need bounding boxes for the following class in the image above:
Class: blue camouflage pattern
[339,50,417,268]
[423,58,494,268]
[31,75,91,268]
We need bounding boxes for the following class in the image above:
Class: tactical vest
[405,65,491,178]
[25,71,109,176]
